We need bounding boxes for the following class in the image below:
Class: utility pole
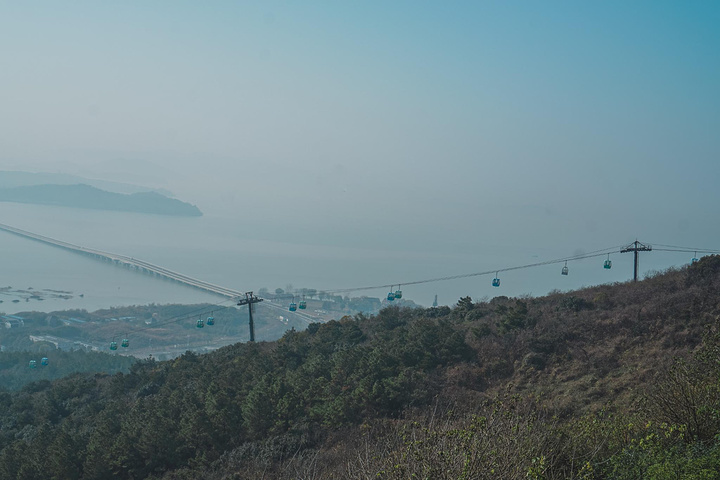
[237,292,263,342]
[621,240,652,282]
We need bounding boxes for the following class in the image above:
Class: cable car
[121,338,129,348]
[110,341,118,351]
[299,300,307,310]
[387,288,395,301]
[289,302,297,312]
[604,255,612,269]
[41,357,49,366]
[29,360,37,369]
[492,273,500,287]
[692,252,699,264]
[206,315,215,326]
[394,287,402,299]
[561,261,569,276]
[196,318,204,328]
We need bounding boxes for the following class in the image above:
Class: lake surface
[0,202,696,316]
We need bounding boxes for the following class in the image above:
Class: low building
[60,317,87,326]
[29,335,71,350]
[2,315,25,328]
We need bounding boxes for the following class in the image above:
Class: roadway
[0,222,317,323]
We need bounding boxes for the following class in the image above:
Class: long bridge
[0,222,316,322]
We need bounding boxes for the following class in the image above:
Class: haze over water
[0,199,703,317]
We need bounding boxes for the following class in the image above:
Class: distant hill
[0,170,174,196]
[0,183,202,216]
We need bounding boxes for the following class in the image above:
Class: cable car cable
[120,298,238,345]
[314,244,627,296]
[650,243,720,253]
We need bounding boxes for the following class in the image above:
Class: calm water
[0,203,695,316]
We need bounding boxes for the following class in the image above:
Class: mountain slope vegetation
[1,257,720,479]
[0,350,135,392]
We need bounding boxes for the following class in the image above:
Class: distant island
[0,184,202,216]
[0,170,174,196]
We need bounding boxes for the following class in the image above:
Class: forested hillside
[2,257,720,479]
[0,350,135,392]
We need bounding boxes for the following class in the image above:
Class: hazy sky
[2,1,719,256]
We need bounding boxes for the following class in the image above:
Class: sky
[1,1,719,264]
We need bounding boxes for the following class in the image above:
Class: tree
[456,296,473,311]
[645,324,720,442]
